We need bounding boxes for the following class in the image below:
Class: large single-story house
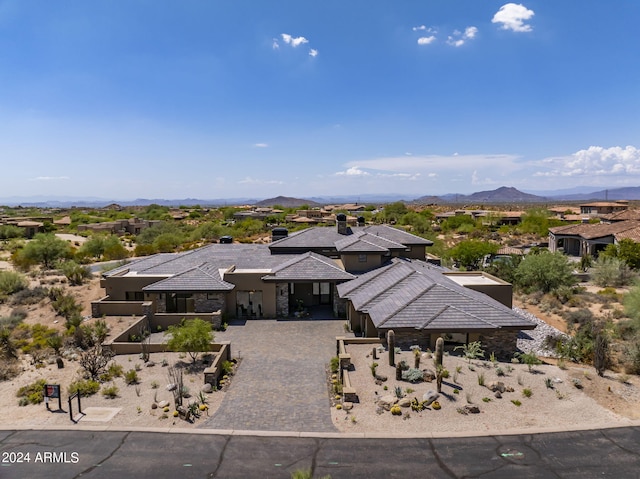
[548,220,640,257]
[93,215,534,353]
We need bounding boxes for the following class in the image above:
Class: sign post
[44,384,62,411]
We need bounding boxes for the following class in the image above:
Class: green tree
[514,251,577,293]
[448,240,498,270]
[623,283,640,321]
[0,225,24,240]
[382,202,408,223]
[518,208,563,236]
[483,255,523,284]
[605,239,640,270]
[440,215,476,233]
[165,318,213,363]
[14,233,72,269]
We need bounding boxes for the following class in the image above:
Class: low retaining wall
[335,337,382,404]
[91,297,150,317]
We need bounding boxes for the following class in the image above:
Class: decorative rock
[487,381,506,393]
[505,386,515,393]
[166,384,177,391]
[463,405,480,414]
[201,383,213,393]
[342,402,353,411]
[56,357,64,369]
[377,395,398,410]
[422,390,439,406]
[151,403,158,409]
[422,369,436,382]
[374,374,388,382]
[398,398,412,408]
[158,400,170,408]
[146,361,155,367]
[494,391,502,399]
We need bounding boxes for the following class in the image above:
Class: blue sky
[1,1,639,201]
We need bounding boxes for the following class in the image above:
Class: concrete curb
[2,420,639,439]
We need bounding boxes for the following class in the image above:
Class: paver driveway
[201,319,348,432]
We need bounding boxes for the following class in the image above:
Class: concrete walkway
[201,319,348,432]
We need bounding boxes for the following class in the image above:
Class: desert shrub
[51,291,83,322]
[563,308,594,329]
[59,261,92,286]
[124,369,139,385]
[0,270,28,298]
[108,362,123,378]
[622,341,640,375]
[221,360,234,375]
[401,368,424,383]
[101,384,120,399]
[592,257,635,287]
[330,356,340,373]
[10,307,28,321]
[10,286,47,306]
[16,379,46,405]
[68,379,100,397]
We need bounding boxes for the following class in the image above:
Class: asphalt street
[1,426,639,478]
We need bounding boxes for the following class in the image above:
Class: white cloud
[309,48,318,57]
[30,176,70,181]
[492,3,535,33]
[533,146,640,178]
[464,26,478,39]
[417,36,436,45]
[272,38,280,49]
[413,25,427,31]
[238,177,284,185]
[347,154,519,173]
[253,143,268,148]
[335,166,370,177]
[446,26,478,47]
[281,33,309,47]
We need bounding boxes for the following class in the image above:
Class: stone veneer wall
[275,283,289,317]
[475,330,520,359]
[333,284,347,317]
[383,329,431,350]
[194,292,226,313]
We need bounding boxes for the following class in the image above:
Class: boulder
[342,402,354,411]
[151,403,158,409]
[422,369,436,382]
[463,405,480,414]
[487,381,505,393]
[398,398,412,408]
[166,383,177,392]
[374,374,388,382]
[158,400,170,408]
[377,395,398,411]
[422,390,439,406]
[494,391,502,399]
[201,383,213,393]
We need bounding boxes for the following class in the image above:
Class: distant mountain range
[1,186,640,208]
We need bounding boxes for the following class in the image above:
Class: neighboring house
[93,215,534,353]
[548,220,640,257]
[77,218,160,236]
[579,201,629,216]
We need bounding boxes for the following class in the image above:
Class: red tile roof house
[92,214,534,355]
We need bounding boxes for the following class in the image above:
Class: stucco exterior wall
[223,271,277,317]
[341,253,383,273]
[102,275,167,301]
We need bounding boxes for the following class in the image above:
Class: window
[125,291,144,301]
[358,254,367,262]
[207,293,217,300]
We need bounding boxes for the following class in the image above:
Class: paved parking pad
[202,319,346,432]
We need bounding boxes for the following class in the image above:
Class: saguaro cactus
[387,330,396,366]
[435,337,444,369]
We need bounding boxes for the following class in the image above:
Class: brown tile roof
[549,220,640,240]
[602,209,640,222]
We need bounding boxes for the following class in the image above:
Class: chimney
[357,216,366,227]
[271,227,288,242]
[336,213,348,235]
